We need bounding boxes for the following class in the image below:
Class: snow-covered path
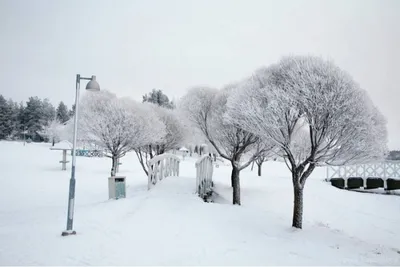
[0,142,399,265]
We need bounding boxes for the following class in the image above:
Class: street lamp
[62,74,100,236]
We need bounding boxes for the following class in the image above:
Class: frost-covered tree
[38,118,64,146]
[135,103,187,176]
[252,141,277,177]
[179,114,209,157]
[142,89,175,109]
[226,55,388,228]
[179,86,270,205]
[152,105,187,154]
[56,101,70,123]
[79,91,165,176]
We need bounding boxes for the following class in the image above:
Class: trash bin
[108,176,126,199]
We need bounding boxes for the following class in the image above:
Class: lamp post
[62,74,100,237]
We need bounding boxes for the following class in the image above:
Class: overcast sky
[0,0,399,148]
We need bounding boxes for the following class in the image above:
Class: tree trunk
[290,163,315,229]
[231,168,234,187]
[111,156,118,177]
[231,165,241,205]
[52,138,55,146]
[292,184,304,229]
[257,162,262,176]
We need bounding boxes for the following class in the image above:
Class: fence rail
[195,155,214,199]
[327,161,400,179]
[74,149,104,157]
[148,153,180,189]
[326,161,400,189]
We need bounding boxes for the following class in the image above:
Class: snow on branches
[226,55,388,228]
[78,90,165,176]
[227,56,387,168]
[135,103,187,176]
[179,85,269,205]
[38,118,64,146]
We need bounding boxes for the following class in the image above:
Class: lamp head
[85,75,100,91]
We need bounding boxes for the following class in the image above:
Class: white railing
[195,155,214,198]
[326,161,400,189]
[148,153,180,189]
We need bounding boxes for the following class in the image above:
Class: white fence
[195,155,214,198]
[148,153,180,189]
[326,161,400,189]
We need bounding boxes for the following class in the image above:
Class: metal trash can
[108,176,126,199]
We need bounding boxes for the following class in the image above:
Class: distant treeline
[0,94,74,141]
[387,150,400,161]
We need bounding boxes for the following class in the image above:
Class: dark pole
[62,74,80,236]
[62,74,100,237]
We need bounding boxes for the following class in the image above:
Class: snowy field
[0,141,399,265]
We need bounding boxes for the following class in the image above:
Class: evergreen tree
[56,101,69,123]
[16,102,25,138]
[23,97,56,141]
[0,95,61,141]
[0,95,12,139]
[41,98,56,126]
[142,89,175,109]
[6,99,20,139]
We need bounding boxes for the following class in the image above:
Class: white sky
[0,0,399,148]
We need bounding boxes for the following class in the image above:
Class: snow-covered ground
[0,141,399,265]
